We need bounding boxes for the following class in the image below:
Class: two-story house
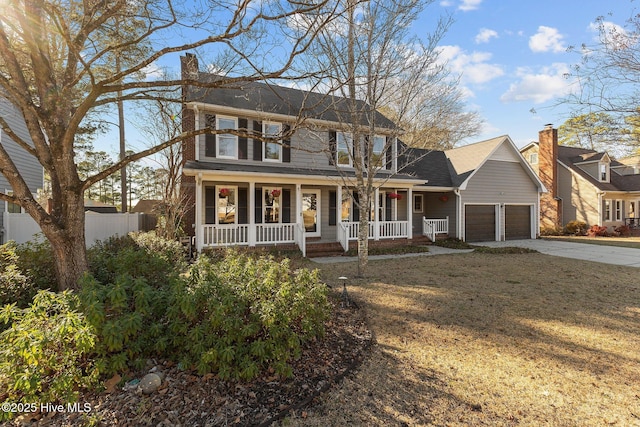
[180,54,425,255]
[0,97,44,244]
[521,125,640,231]
[180,54,546,253]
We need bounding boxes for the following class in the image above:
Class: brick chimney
[538,124,560,229]
[180,53,199,236]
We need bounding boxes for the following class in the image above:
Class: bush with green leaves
[168,251,330,380]
[564,220,588,235]
[0,242,36,308]
[0,291,98,421]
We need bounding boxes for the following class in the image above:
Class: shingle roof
[185,75,398,130]
[558,145,639,192]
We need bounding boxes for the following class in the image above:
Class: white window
[371,135,385,168]
[599,162,609,182]
[605,199,612,221]
[263,122,282,162]
[337,132,352,166]
[264,187,282,223]
[615,200,622,221]
[217,186,237,224]
[4,190,22,213]
[529,153,538,164]
[413,194,424,213]
[216,116,238,159]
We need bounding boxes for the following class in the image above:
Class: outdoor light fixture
[339,276,350,308]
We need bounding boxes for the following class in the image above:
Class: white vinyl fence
[2,212,142,246]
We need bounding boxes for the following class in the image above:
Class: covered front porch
[191,172,419,256]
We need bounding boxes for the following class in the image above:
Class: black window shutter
[282,189,291,223]
[329,191,337,226]
[353,193,359,222]
[238,118,248,159]
[329,130,337,165]
[283,124,291,163]
[385,194,392,221]
[205,187,216,223]
[253,120,262,161]
[238,188,248,224]
[204,114,216,158]
[385,136,393,170]
[255,188,262,223]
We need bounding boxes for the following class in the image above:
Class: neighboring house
[405,136,546,242]
[83,199,119,213]
[0,97,43,244]
[521,125,640,231]
[180,54,545,253]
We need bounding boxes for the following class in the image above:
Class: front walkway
[309,245,472,264]
[477,239,640,268]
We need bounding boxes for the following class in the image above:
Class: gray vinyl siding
[416,192,457,237]
[0,99,43,238]
[461,160,538,204]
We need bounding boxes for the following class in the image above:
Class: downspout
[454,188,462,239]
[553,196,563,231]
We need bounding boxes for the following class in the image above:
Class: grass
[284,252,640,426]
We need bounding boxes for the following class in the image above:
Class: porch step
[305,242,346,258]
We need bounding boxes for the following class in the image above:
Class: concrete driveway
[477,239,640,268]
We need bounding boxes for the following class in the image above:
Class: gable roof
[402,135,545,191]
[557,145,640,192]
[185,74,398,130]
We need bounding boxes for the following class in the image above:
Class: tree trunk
[39,193,89,291]
[356,191,369,278]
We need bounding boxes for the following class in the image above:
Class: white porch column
[195,174,203,252]
[336,184,343,242]
[249,181,256,247]
[296,183,302,226]
[407,187,413,240]
[374,187,380,240]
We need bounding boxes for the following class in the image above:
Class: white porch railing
[203,224,249,246]
[256,223,296,244]
[341,221,409,241]
[338,222,349,252]
[294,223,306,257]
[423,217,449,242]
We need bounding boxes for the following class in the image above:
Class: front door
[302,190,321,238]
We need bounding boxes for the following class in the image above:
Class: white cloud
[475,28,498,44]
[500,63,572,104]
[459,0,482,11]
[529,26,566,53]
[438,45,504,85]
[589,20,634,50]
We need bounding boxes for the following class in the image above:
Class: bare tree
[0,0,334,290]
[300,0,470,276]
[564,5,640,154]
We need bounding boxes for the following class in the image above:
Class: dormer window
[599,162,609,182]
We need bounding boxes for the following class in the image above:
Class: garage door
[465,205,496,242]
[505,205,531,240]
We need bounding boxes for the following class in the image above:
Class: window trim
[336,131,353,167]
[4,190,22,213]
[371,135,386,169]
[605,199,612,221]
[216,115,238,159]
[413,194,424,213]
[262,121,282,163]
[615,199,622,221]
[529,153,538,164]
[599,162,610,182]
[263,186,283,224]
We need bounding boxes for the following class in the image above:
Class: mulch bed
[10,292,372,427]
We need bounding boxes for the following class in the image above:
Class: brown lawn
[284,252,640,426]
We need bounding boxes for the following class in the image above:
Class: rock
[140,373,163,394]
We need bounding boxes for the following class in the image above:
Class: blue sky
[432,0,635,147]
[96,0,635,156]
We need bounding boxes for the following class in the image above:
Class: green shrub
[168,251,330,380]
[88,233,181,289]
[129,231,186,268]
[0,291,98,420]
[564,220,588,235]
[78,273,171,376]
[0,242,37,308]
